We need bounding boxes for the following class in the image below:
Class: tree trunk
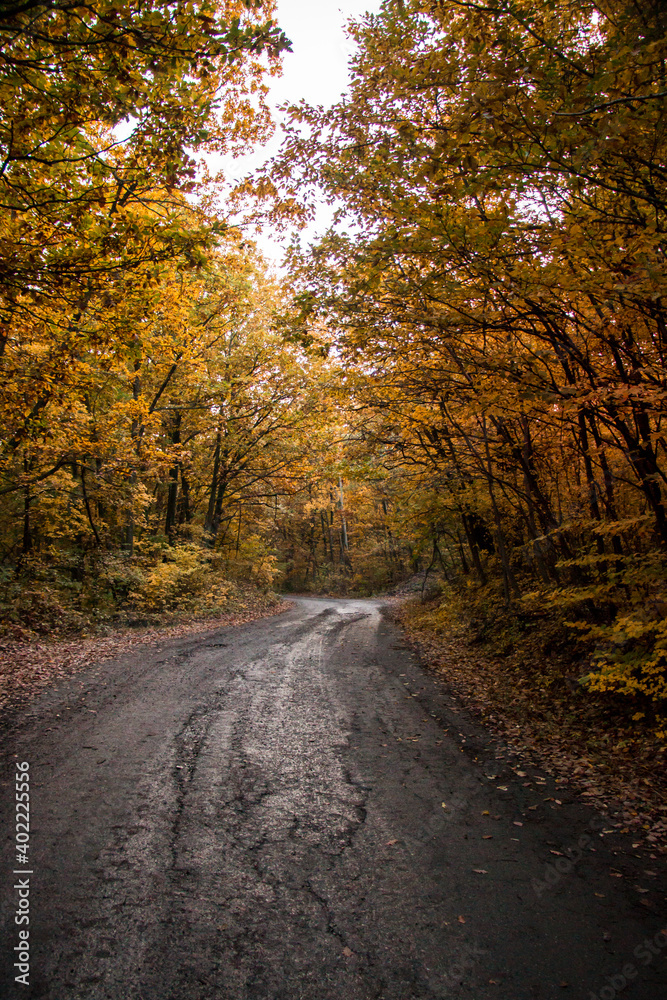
[165,412,182,542]
[178,467,192,525]
[204,431,221,535]
[461,515,486,585]
[338,478,349,556]
[22,486,32,559]
[124,361,141,555]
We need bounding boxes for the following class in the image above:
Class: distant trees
[261,0,667,703]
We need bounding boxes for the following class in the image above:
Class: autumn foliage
[0,0,302,630]
[3,0,667,723]
[260,0,667,712]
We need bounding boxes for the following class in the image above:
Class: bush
[225,534,278,592]
[126,542,231,615]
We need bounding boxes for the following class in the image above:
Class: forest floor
[0,587,290,718]
[392,593,667,856]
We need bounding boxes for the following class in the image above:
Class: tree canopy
[253,0,667,706]
[4,0,667,719]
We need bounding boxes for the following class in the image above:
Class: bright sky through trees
[221,0,382,264]
[272,0,383,108]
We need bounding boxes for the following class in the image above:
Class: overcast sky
[221,0,384,264]
[269,0,382,109]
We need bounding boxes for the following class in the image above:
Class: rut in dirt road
[0,597,665,1000]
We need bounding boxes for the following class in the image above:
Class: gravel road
[1,596,665,999]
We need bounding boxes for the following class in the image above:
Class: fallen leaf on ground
[0,598,290,717]
[391,603,667,854]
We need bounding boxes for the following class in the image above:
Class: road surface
[1,597,665,999]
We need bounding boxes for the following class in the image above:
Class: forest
[2,0,667,729]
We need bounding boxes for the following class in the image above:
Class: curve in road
[1,597,665,999]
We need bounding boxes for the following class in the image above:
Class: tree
[258,0,667,701]
[0,1,298,624]
[0,0,289,483]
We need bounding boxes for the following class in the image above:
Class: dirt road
[1,597,665,999]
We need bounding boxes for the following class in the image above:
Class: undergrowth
[400,580,667,741]
[0,536,280,640]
